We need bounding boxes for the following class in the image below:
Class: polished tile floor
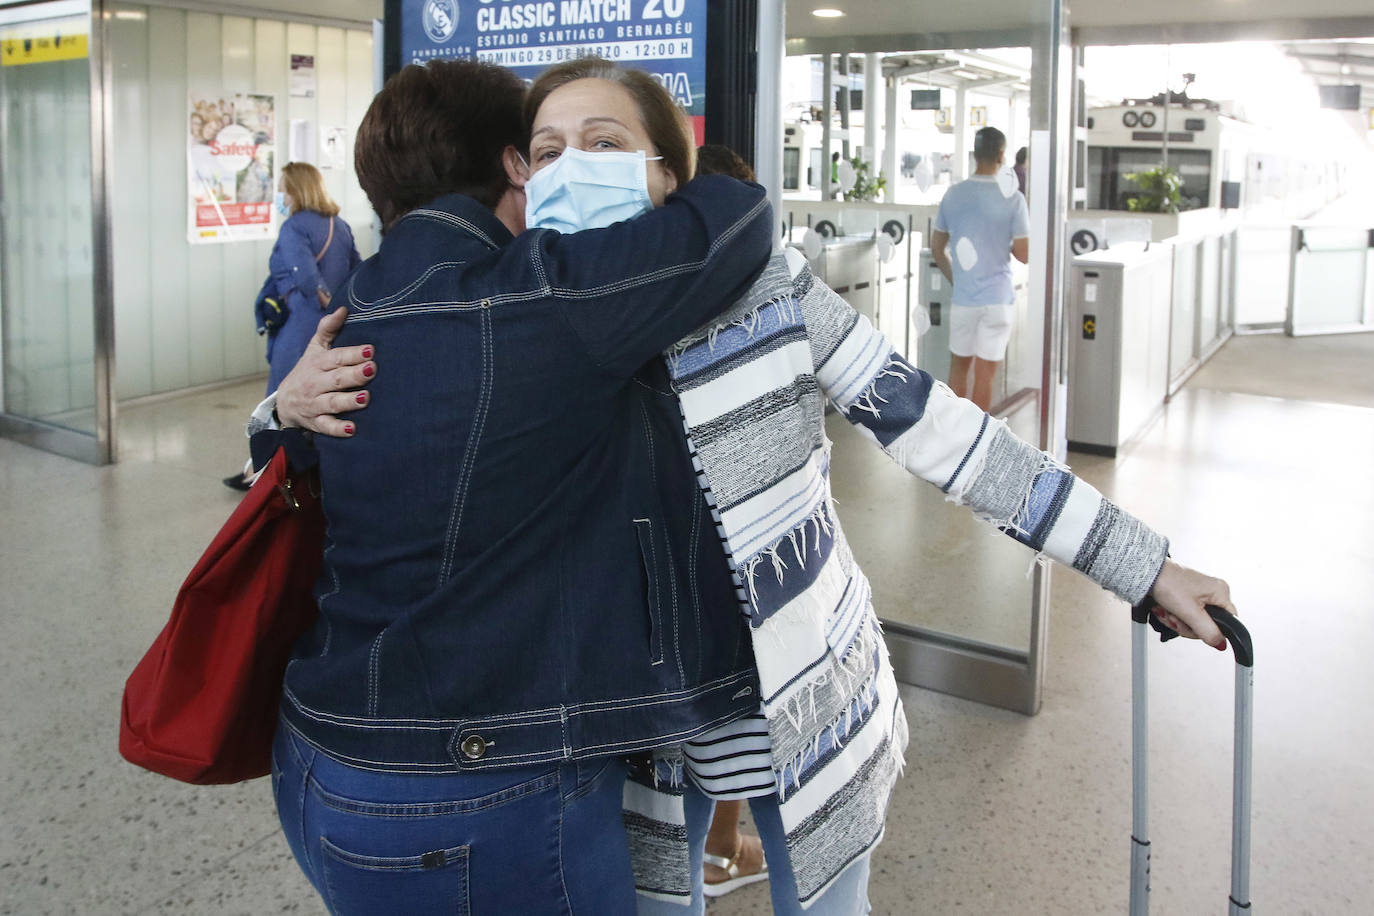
[1,334,1371,915]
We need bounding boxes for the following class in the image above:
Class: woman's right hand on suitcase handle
[1144,559,1237,651]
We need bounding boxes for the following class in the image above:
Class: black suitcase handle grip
[1132,601,1252,668]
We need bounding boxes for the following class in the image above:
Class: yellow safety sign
[2,32,88,67]
[1082,316,1097,340]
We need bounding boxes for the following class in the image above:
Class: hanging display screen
[390,0,709,142]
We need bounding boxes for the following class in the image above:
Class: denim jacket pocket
[633,518,665,666]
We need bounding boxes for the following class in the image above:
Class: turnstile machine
[1066,242,1173,456]
[915,249,950,383]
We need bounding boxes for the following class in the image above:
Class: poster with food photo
[187,91,276,244]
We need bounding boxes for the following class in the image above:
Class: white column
[884,76,899,202]
[864,51,879,166]
[954,85,968,181]
[822,54,833,198]
[754,0,785,224]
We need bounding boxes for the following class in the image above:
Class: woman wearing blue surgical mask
[225,162,362,491]
[514,58,1239,916]
[522,65,689,230]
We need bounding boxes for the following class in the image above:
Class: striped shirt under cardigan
[623,249,1168,908]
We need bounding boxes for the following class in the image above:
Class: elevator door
[0,0,112,463]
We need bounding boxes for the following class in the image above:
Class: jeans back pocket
[321,838,470,916]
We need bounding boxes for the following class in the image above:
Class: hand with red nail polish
[272,307,378,437]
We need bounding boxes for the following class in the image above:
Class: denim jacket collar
[391,193,514,253]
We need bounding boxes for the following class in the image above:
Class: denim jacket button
[460,734,488,760]
[480,298,491,309]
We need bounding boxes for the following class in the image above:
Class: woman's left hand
[1145,559,1237,651]
[276,308,376,437]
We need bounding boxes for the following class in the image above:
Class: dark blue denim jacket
[280,177,773,772]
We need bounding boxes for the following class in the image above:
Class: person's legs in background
[967,303,1015,412]
[948,353,974,401]
[635,783,869,916]
[970,357,1001,413]
[703,799,768,897]
[947,304,979,402]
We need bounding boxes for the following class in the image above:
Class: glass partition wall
[782,0,1072,713]
[0,0,114,463]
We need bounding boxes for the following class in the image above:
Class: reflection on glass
[827,403,1038,654]
[0,13,97,434]
[779,44,1050,661]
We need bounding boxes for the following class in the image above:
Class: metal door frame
[1285,225,1374,337]
[768,2,1072,716]
[0,0,115,464]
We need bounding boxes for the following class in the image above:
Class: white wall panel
[109,5,373,400]
[183,11,225,386]
[110,3,153,399]
[219,15,262,381]
[345,28,377,255]
[314,27,348,218]
[145,4,191,393]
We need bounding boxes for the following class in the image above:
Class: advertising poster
[187,92,277,244]
[290,54,316,98]
[400,0,708,143]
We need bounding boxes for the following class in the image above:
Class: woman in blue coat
[225,162,360,490]
[267,161,361,392]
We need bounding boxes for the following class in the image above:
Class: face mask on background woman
[274,191,290,217]
[524,147,663,234]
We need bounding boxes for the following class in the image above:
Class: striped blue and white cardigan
[623,249,1168,908]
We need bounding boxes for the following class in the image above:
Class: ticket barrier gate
[793,214,917,361]
[1066,242,1173,456]
[915,249,950,383]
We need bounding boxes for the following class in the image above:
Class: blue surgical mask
[274,191,289,217]
[524,147,662,234]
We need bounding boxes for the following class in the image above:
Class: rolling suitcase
[1129,602,1254,914]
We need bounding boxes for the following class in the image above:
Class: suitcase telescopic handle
[1129,600,1254,915]
[1131,602,1252,668]
[1206,605,1253,668]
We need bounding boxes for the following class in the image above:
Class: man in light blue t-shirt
[930,127,1030,410]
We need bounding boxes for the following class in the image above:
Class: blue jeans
[272,723,637,915]
[636,782,872,916]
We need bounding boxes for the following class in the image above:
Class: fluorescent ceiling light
[812,8,845,18]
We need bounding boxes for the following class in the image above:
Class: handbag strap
[314,217,335,262]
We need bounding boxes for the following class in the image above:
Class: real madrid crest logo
[423,0,459,43]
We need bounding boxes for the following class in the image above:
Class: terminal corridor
[2,332,1371,914]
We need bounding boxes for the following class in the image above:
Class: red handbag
[119,442,324,784]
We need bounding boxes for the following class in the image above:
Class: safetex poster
[187,92,277,244]
[400,0,707,143]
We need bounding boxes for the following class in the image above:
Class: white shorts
[949,304,1015,361]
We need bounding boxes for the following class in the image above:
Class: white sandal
[703,835,769,897]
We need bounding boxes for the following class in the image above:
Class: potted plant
[1123,165,1182,214]
[845,156,887,202]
